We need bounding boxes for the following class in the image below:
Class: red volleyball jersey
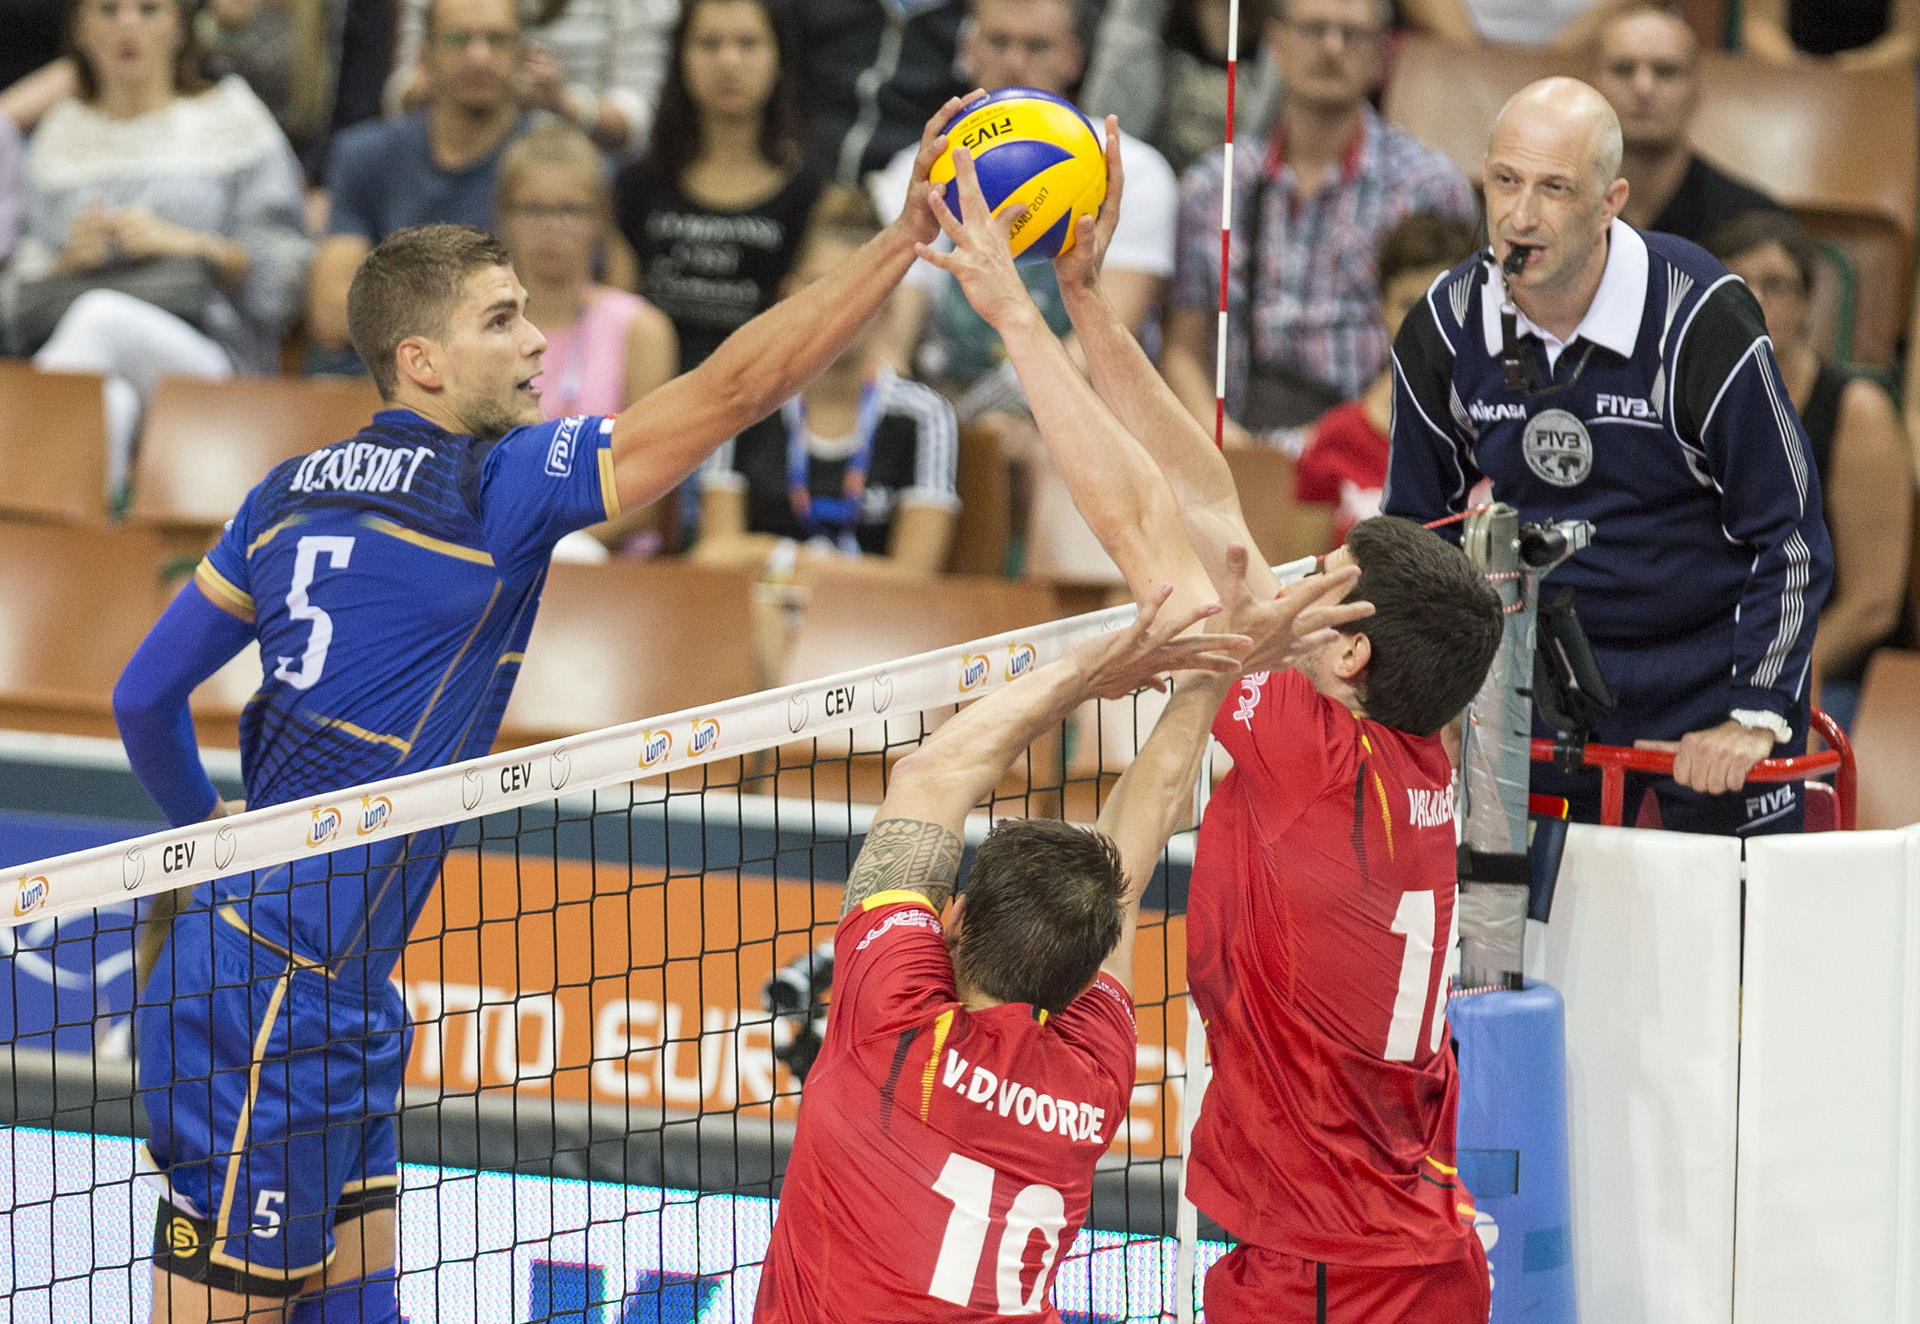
[756,890,1137,1323]
[1187,669,1475,1267]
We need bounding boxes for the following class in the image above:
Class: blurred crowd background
[2,0,1916,748]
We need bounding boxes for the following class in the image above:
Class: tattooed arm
[843,587,1250,918]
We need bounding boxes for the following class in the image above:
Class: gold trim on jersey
[859,890,938,913]
[1424,1154,1459,1176]
[312,712,413,756]
[207,970,335,1280]
[597,442,622,521]
[219,906,334,977]
[358,515,494,565]
[194,561,255,622]
[921,1008,955,1121]
[497,651,524,666]
[245,516,305,559]
[1357,733,1396,862]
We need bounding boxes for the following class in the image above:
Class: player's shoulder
[836,891,946,951]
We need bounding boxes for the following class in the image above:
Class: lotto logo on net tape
[308,806,344,848]
[1004,642,1037,681]
[689,718,721,758]
[639,729,673,768]
[13,875,49,919]
[959,654,990,693]
[357,795,394,836]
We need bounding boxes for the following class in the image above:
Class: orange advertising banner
[397,852,1192,1157]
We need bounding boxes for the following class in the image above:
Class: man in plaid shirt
[1161,0,1477,444]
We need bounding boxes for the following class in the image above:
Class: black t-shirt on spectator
[613,164,822,371]
[1650,154,1785,248]
[0,0,64,90]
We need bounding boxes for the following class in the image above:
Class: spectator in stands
[1081,0,1282,176]
[870,0,1175,584]
[1709,212,1911,732]
[613,0,818,373]
[1592,4,1781,244]
[0,114,20,263]
[386,0,677,157]
[796,0,967,184]
[497,121,678,554]
[1295,212,1477,551]
[692,186,960,580]
[306,0,530,362]
[1164,0,1477,444]
[1744,0,1919,70]
[2,0,309,499]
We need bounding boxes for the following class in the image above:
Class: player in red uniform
[756,552,1366,1323]
[919,138,1504,1321]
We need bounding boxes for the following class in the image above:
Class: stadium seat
[1225,446,1332,566]
[0,362,109,524]
[128,375,384,532]
[1848,649,1920,829]
[948,420,1012,579]
[497,559,760,748]
[1381,36,1570,186]
[0,523,172,737]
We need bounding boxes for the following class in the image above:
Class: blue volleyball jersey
[1383,221,1833,727]
[190,407,619,976]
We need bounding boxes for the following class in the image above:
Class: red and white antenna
[1212,0,1241,450]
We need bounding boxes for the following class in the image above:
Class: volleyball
[930,87,1109,264]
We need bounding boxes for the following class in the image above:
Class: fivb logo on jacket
[1522,409,1593,488]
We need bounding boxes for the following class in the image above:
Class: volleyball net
[0,598,1225,1323]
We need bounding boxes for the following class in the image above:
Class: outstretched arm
[606,94,978,512]
[1052,123,1277,602]
[839,589,1248,917]
[917,148,1218,614]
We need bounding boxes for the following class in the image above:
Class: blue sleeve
[1679,285,1835,721]
[113,581,256,826]
[1382,285,1477,537]
[476,414,621,571]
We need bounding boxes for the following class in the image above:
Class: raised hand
[894,91,986,249]
[1053,114,1125,295]
[916,145,1036,333]
[1214,544,1375,677]
[1068,584,1250,701]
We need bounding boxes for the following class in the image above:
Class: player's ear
[1332,630,1371,683]
[394,335,444,393]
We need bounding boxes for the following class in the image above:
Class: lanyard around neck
[787,376,883,554]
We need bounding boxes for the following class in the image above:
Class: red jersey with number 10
[755,890,1137,1323]
[1187,669,1474,1267]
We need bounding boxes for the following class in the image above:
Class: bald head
[1493,78,1624,191]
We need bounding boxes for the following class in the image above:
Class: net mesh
[1,623,1227,1322]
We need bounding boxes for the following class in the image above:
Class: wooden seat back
[0,363,109,524]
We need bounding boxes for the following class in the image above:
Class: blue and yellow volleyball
[931,87,1108,265]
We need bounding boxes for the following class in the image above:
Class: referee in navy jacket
[1384,77,1833,835]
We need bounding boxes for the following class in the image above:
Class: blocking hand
[1212,544,1374,677]
[1054,115,1125,295]
[1068,584,1250,702]
[916,146,1037,333]
[894,91,986,250]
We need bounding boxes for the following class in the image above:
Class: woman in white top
[386,0,679,156]
[4,0,309,498]
[1398,0,1631,47]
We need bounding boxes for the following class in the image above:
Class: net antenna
[1211,0,1242,450]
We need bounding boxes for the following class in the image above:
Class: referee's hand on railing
[1633,719,1778,795]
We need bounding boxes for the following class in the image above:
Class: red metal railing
[1527,708,1856,830]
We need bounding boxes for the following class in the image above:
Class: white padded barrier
[1736,830,1920,1324]
[1528,825,1744,1324]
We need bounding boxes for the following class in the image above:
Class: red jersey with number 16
[755,890,1137,1323]
[1187,669,1475,1267]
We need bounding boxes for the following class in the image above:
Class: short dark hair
[1340,516,1504,736]
[347,224,514,399]
[1704,209,1818,297]
[1376,212,1479,296]
[67,0,209,101]
[953,818,1126,1017]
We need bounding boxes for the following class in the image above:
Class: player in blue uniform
[1383,78,1832,834]
[110,94,971,1324]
